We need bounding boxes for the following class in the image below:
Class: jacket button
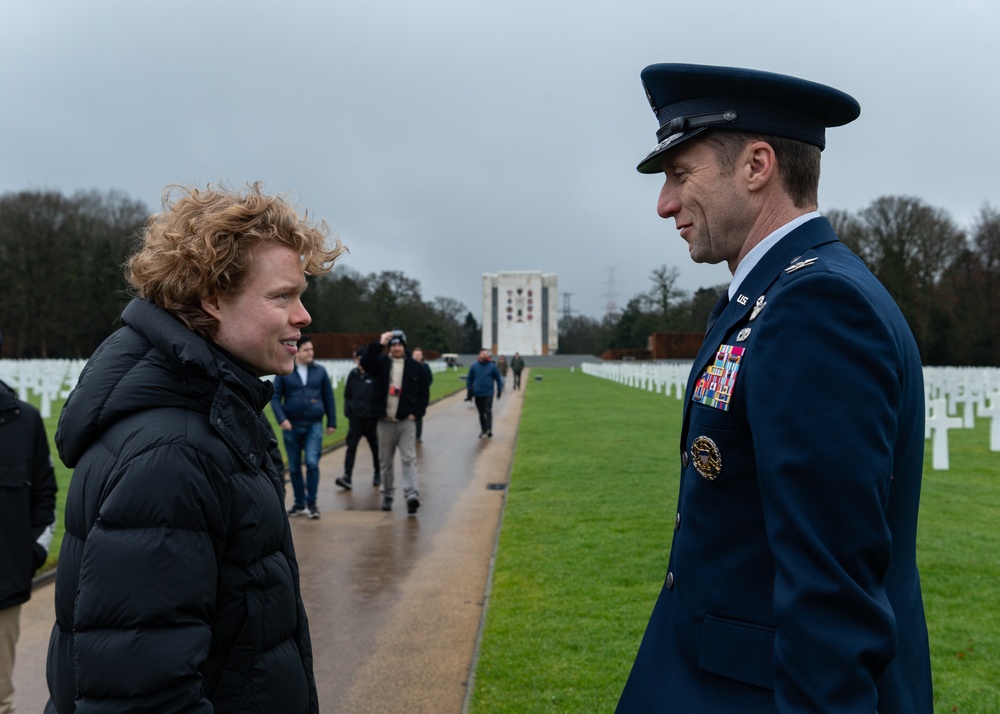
[249,453,257,463]
[681,450,689,468]
[674,512,681,530]
[666,572,675,589]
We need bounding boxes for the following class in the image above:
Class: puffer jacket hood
[58,298,272,472]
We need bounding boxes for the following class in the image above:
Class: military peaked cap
[637,63,861,173]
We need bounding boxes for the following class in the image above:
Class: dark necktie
[705,291,730,334]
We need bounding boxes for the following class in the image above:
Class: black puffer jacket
[46,298,317,714]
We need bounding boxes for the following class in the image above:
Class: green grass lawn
[28,364,999,710]
[31,364,467,572]
[468,368,1000,713]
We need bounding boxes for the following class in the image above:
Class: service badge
[691,435,722,481]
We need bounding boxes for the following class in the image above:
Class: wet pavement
[13,378,525,713]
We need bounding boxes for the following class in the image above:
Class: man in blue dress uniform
[616,64,932,713]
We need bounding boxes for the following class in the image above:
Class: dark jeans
[284,421,323,506]
[474,395,494,433]
[344,418,380,478]
[512,371,522,389]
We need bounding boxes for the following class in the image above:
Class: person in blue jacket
[465,349,503,438]
[616,64,932,713]
[271,336,337,519]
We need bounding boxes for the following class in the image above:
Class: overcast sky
[3,0,997,320]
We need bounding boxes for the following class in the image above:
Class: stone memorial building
[481,271,558,356]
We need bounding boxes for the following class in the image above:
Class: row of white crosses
[923,366,1000,469]
[579,361,691,400]
[0,359,88,418]
[0,356,453,416]
[580,362,1000,471]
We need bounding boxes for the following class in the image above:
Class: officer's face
[656,139,753,272]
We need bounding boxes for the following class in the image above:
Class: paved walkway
[13,375,526,713]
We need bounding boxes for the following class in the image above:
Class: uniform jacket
[0,379,57,610]
[617,217,932,713]
[466,359,503,398]
[343,366,379,421]
[46,298,317,714]
[360,343,429,420]
[270,362,337,428]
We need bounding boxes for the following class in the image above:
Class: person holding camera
[465,349,503,438]
[360,330,429,514]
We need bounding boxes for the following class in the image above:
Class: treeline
[2,189,997,365]
[0,189,482,357]
[560,196,1000,366]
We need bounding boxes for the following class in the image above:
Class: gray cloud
[3,0,996,319]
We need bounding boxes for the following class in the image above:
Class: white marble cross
[926,398,965,470]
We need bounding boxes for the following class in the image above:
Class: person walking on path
[616,64,931,713]
[361,330,429,514]
[497,354,508,380]
[272,335,337,519]
[336,347,380,490]
[466,349,503,438]
[411,347,433,443]
[0,328,57,714]
[510,352,524,390]
[45,182,342,714]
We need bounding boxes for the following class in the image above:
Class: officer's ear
[742,141,777,194]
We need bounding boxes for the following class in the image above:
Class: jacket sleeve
[270,374,288,423]
[321,370,336,428]
[70,444,223,712]
[343,372,355,420]
[360,342,383,376]
[30,410,57,567]
[744,271,900,712]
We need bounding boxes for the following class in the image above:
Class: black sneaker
[287,504,308,517]
[373,475,381,487]
[487,431,493,438]
[307,504,321,519]
[335,476,352,490]
[407,496,420,515]
[381,496,393,511]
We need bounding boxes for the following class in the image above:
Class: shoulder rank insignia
[785,256,818,273]
[691,435,722,481]
[749,295,766,321]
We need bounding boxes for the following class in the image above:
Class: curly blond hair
[126,182,346,337]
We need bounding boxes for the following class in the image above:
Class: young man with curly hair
[45,182,344,714]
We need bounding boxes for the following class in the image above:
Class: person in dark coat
[271,335,337,519]
[45,182,344,714]
[510,352,524,390]
[411,347,433,442]
[360,330,429,514]
[336,347,381,489]
[465,349,503,438]
[0,328,57,713]
[616,65,932,713]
